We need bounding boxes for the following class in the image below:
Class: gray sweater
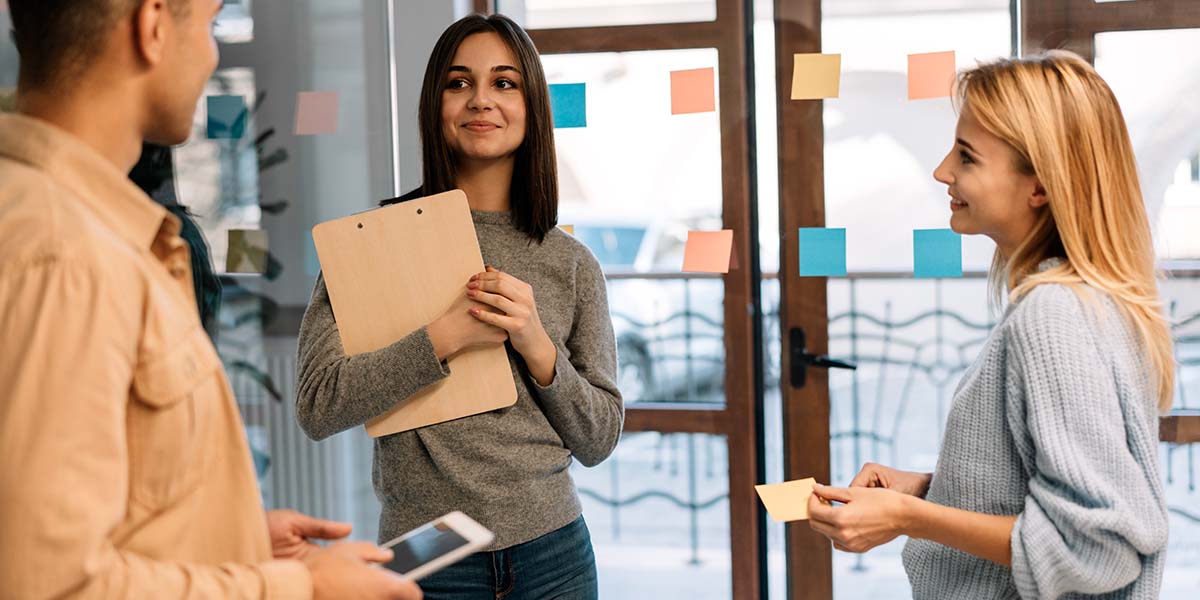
[902,278,1168,599]
[295,209,624,551]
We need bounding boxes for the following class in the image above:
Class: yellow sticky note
[559,224,574,235]
[682,230,734,274]
[908,51,956,100]
[755,477,817,522]
[791,54,841,100]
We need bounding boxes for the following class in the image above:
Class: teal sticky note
[913,228,963,278]
[207,95,247,139]
[798,228,846,276]
[549,83,586,128]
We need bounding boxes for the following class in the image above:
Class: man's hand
[304,542,422,600]
[267,509,353,560]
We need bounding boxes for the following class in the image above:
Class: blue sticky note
[913,228,963,278]
[798,228,846,276]
[549,83,587,128]
[207,95,247,139]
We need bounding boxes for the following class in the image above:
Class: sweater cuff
[259,559,313,600]
[530,341,573,400]
[1009,511,1040,600]
[390,326,452,378]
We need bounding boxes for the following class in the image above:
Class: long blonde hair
[956,51,1175,412]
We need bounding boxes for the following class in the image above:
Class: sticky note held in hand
[755,477,818,522]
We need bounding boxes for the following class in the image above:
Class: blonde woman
[806,51,1172,599]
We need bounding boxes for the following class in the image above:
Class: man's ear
[133,0,171,66]
[1029,178,1049,209]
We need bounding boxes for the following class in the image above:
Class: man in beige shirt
[0,1,421,598]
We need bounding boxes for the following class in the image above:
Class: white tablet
[380,511,495,581]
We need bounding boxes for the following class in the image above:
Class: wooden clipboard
[312,190,517,437]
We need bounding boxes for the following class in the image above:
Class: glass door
[771,1,1013,598]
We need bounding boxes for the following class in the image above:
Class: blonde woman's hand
[849,463,932,499]
[808,484,914,554]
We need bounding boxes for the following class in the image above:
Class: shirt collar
[0,112,179,251]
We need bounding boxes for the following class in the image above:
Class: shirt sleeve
[529,249,625,467]
[1005,285,1167,599]
[294,273,451,441]
[0,257,311,599]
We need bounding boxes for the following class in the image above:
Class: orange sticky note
[791,54,841,100]
[671,67,716,115]
[755,477,817,522]
[908,51,956,100]
[559,224,574,235]
[295,91,340,135]
[682,230,734,273]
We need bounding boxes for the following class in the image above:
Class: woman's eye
[959,150,974,165]
[496,79,518,90]
[447,79,469,90]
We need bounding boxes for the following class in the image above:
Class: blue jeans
[418,515,598,600]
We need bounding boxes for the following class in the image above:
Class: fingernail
[470,308,479,315]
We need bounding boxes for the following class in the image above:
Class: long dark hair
[382,13,558,244]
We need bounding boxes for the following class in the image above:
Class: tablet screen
[384,521,471,575]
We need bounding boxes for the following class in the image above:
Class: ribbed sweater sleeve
[1005,285,1168,599]
[294,273,451,441]
[528,248,624,467]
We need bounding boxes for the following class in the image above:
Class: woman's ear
[1029,179,1049,209]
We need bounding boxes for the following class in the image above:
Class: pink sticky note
[683,230,734,274]
[295,91,339,135]
[671,67,716,115]
[908,51,956,100]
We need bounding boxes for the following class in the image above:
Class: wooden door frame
[1023,0,1200,61]
[472,1,767,598]
[770,2,1200,599]
[773,1,832,598]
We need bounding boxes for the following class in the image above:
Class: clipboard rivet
[417,209,423,215]
[357,223,363,229]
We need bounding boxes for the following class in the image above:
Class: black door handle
[789,327,856,389]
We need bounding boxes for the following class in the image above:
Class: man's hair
[8,0,189,89]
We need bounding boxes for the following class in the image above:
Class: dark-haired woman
[295,14,621,600]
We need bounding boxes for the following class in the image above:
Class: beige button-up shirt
[0,113,311,598]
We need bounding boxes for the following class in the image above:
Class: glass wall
[3,1,1199,598]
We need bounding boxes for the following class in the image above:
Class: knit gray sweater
[902,280,1167,599]
[294,209,624,551]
